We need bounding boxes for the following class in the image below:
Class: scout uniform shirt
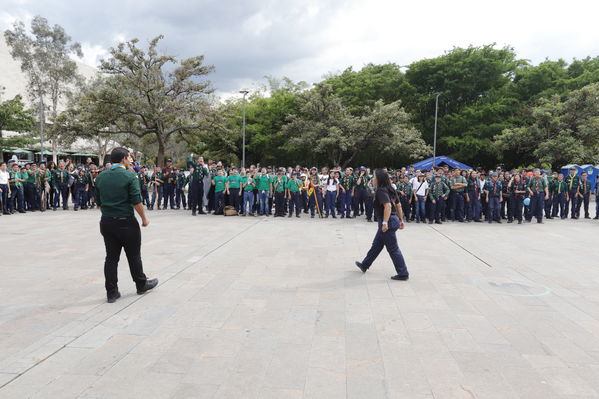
[484,180,502,197]
[527,176,547,195]
[52,169,69,186]
[553,180,567,195]
[227,174,242,189]
[429,181,450,200]
[467,177,480,198]
[398,182,412,198]
[510,181,528,199]
[75,173,88,187]
[175,173,187,189]
[340,174,354,192]
[273,175,287,192]
[579,179,591,196]
[26,170,36,185]
[213,175,227,193]
[95,165,142,217]
[186,158,208,183]
[450,175,467,192]
[9,170,23,189]
[138,171,149,191]
[565,174,580,191]
[286,178,301,193]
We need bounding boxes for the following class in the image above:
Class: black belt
[101,216,134,220]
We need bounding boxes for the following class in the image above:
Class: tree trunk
[157,137,165,167]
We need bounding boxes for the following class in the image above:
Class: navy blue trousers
[361,215,408,277]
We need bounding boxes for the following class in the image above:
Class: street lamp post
[433,92,441,168]
[239,90,249,168]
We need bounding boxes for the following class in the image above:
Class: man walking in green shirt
[95,147,158,303]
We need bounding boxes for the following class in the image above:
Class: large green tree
[0,93,36,155]
[495,82,599,168]
[282,84,428,167]
[4,16,83,160]
[89,35,214,166]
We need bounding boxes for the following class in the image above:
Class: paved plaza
[0,210,598,398]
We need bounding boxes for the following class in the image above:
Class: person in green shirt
[212,169,227,214]
[272,168,288,217]
[241,170,256,216]
[73,168,89,211]
[24,163,37,211]
[174,168,188,210]
[149,166,164,210]
[8,163,26,213]
[551,173,567,219]
[187,155,209,215]
[52,161,70,210]
[137,166,150,209]
[449,168,468,222]
[255,168,272,216]
[95,147,157,303]
[286,172,302,218]
[339,167,354,219]
[576,171,592,219]
[526,168,549,223]
[226,167,242,212]
[429,174,450,224]
[565,167,580,219]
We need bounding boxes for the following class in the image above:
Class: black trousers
[189,180,204,212]
[100,216,147,294]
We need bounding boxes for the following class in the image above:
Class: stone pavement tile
[183,356,236,386]
[309,336,345,373]
[500,366,560,399]
[304,367,345,399]
[31,374,97,399]
[457,314,510,345]
[536,336,598,364]
[380,344,432,399]
[0,373,17,387]
[437,328,482,352]
[314,310,345,337]
[346,358,386,399]
[537,366,599,396]
[257,387,304,399]
[460,369,521,399]
[67,334,142,376]
[262,342,311,390]
[168,383,220,399]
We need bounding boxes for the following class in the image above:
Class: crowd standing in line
[1,155,598,225]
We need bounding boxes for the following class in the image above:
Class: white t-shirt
[0,170,9,185]
[326,178,338,192]
[412,179,429,196]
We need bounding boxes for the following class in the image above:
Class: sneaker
[390,275,409,281]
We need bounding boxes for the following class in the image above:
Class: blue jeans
[415,195,426,221]
[528,193,544,222]
[243,191,254,214]
[214,191,224,214]
[342,191,353,217]
[258,190,269,215]
[469,196,481,221]
[325,191,337,216]
[361,215,409,277]
[53,185,68,209]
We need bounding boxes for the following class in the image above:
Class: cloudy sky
[2,0,598,98]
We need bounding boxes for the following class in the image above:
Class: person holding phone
[355,169,409,281]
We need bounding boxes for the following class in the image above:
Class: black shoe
[107,291,121,303]
[311,215,315,218]
[496,220,501,224]
[198,211,206,215]
[18,210,26,213]
[355,261,368,273]
[332,215,337,219]
[192,211,196,216]
[137,278,159,295]
[340,215,345,219]
[288,214,292,218]
[488,220,492,224]
[428,220,433,224]
[367,219,373,222]
[594,216,599,220]
[474,220,482,223]
[74,207,78,211]
[391,275,409,281]
[518,220,522,224]
[585,216,591,219]
[435,220,442,224]
[296,215,300,218]
[507,220,513,223]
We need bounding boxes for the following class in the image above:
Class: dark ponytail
[374,168,398,202]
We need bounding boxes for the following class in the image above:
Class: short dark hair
[110,147,129,164]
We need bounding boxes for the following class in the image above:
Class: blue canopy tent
[409,156,473,170]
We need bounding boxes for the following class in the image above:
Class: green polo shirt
[273,175,287,192]
[286,178,301,193]
[227,174,242,189]
[256,174,271,191]
[95,166,142,217]
[213,175,226,192]
[242,176,255,191]
[26,170,36,184]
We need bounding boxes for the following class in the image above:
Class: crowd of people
[1,155,598,224]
